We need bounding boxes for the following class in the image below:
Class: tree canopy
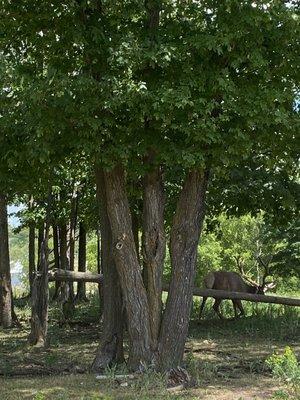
[0,0,299,371]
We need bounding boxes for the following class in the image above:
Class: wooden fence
[47,269,300,307]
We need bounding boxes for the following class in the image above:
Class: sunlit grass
[0,292,299,399]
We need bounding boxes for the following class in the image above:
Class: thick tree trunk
[142,163,166,347]
[92,167,124,371]
[0,194,13,328]
[28,222,35,297]
[28,220,50,346]
[52,224,61,301]
[76,222,88,301]
[157,169,209,370]
[132,211,140,262]
[141,0,162,328]
[103,166,153,370]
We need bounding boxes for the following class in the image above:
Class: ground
[0,298,299,400]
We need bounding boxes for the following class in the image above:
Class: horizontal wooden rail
[185,287,300,307]
[47,270,300,307]
[48,269,103,284]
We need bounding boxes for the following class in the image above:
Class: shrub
[266,346,300,397]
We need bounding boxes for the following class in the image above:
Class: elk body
[198,270,269,320]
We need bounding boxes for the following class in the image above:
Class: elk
[199,257,275,319]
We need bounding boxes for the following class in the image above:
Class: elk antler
[256,255,274,288]
[234,256,259,287]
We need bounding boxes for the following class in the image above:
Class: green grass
[0,293,299,400]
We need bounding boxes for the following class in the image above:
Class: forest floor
[0,297,299,400]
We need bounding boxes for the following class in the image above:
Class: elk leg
[232,300,239,319]
[199,296,207,319]
[213,298,223,319]
[236,300,245,317]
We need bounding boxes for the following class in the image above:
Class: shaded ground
[0,299,299,399]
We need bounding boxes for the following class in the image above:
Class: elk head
[235,255,276,294]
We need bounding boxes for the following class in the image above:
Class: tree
[1,0,299,370]
[0,194,13,328]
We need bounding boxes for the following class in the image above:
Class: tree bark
[37,226,44,271]
[96,228,103,303]
[142,163,166,347]
[76,222,88,301]
[52,224,61,301]
[132,211,140,262]
[157,169,209,370]
[60,223,74,317]
[97,228,101,274]
[28,222,35,297]
[92,167,124,371]
[28,196,35,297]
[60,224,69,271]
[68,189,78,299]
[0,193,12,328]
[53,224,60,270]
[103,165,153,370]
[29,219,50,346]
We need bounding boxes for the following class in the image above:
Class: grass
[0,293,299,400]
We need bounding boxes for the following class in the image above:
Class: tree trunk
[37,226,44,271]
[103,165,153,370]
[96,227,102,303]
[60,223,74,317]
[142,163,166,347]
[60,224,69,270]
[92,167,124,371]
[53,225,60,269]
[28,196,35,297]
[157,169,209,370]
[29,219,50,346]
[28,222,35,297]
[52,224,61,300]
[76,222,88,301]
[0,193,13,328]
[132,211,140,262]
[68,190,78,299]
[141,0,162,337]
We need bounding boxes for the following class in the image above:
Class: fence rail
[47,269,300,307]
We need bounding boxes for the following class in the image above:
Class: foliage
[196,212,299,287]
[270,221,300,278]
[266,347,300,397]
[1,0,299,178]
[8,225,28,270]
[86,231,99,273]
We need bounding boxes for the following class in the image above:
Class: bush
[266,346,300,397]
